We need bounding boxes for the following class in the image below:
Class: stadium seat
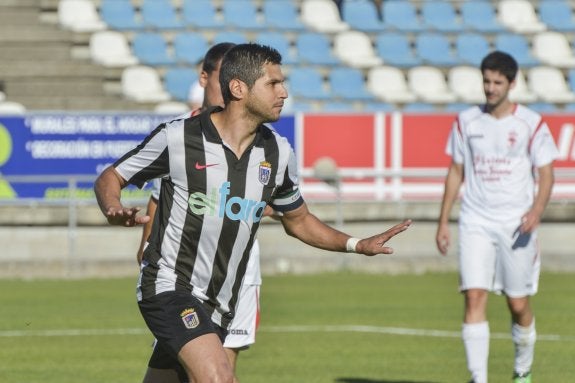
[121,66,171,103]
[100,0,143,30]
[141,0,185,30]
[539,1,575,32]
[58,0,106,33]
[509,69,538,104]
[154,101,189,115]
[444,103,473,112]
[362,101,395,112]
[367,66,418,103]
[333,30,383,69]
[132,32,176,66]
[421,1,464,32]
[498,0,546,33]
[408,66,457,104]
[329,67,374,101]
[382,0,425,32]
[415,33,461,67]
[262,0,307,31]
[375,32,421,68]
[89,31,138,68]
[568,69,575,92]
[212,31,248,45]
[164,67,199,102]
[288,67,332,100]
[460,1,506,33]
[0,101,26,115]
[296,32,340,66]
[527,102,558,112]
[342,0,386,32]
[173,33,209,65]
[528,66,575,103]
[221,0,266,30]
[402,103,438,112]
[320,101,357,112]
[301,0,349,33]
[255,32,297,65]
[456,33,492,67]
[181,0,224,29]
[448,66,486,104]
[494,34,540,67]
[532,32,575,68]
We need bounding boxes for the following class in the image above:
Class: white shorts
[224,284,260,349]
[458,220,540,298]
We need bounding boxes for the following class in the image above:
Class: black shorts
[138,291,228,371]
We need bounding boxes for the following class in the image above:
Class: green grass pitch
[0,272,573,382]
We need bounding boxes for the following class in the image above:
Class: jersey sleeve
[269,144,304,213]
[113,123,170,188]
[150,178,161,200]
[446,118,464,164]
[529,121,559,168]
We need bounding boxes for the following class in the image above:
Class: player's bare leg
[178,333,234,383]
[224,348,240,383]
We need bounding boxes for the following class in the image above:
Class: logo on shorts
[180,308,200,329]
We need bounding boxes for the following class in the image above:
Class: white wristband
[346,237,361,253]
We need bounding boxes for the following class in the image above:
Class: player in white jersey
[95,43,411,383]
[436,51,558,383]
[136,43,262,383]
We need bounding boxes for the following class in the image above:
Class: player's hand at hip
[105,206,150,227]
[357,219,412,256]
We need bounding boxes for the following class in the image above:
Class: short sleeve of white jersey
[269,136,304,213]
[529,121,559,168]
[446,119,464,164]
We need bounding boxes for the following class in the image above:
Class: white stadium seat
[121,66,171,103]
[58,0,106,32]
[301,0,349,33]
[498,0,546,33]
[528,66,575,103]
[448,66,486,104]
[90,31,138,68]
[509,70,538,104]
[367,66,417,103]
[532,31,575,68]
[333,30,383,69]
[408,66,458,104]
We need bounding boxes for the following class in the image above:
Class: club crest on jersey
[180,308,200,329]
[259,161,272,185]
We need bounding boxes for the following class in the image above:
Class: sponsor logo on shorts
[180,308,200,329]
[229,329,249,335]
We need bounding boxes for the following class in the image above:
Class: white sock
[462,322,489,383]
[512,319,536,375]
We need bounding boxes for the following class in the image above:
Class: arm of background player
[136,196,158,265]
[521,162,555,233]
[280,202,411,256]
[435,161,464,256]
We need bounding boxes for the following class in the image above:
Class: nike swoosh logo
[195,162,218,170]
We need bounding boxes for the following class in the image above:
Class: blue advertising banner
[0,113,296,199]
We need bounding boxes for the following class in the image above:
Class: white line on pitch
[0,325,573,342]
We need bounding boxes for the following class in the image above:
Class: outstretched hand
[105,206,150,227]
[356,219,412,256]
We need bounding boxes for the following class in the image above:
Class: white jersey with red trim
[447,104,558,224]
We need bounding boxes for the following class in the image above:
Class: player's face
[245,63,288,123]
[202,60,224,108]
[482,69,515,108]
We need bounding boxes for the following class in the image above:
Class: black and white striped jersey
[114,107,303,328]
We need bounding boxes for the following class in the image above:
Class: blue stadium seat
[402,103,437,112]
[415,33,461,67]
[221,0,266,30]
[527,102,558,113]
[329,67,374,101]
[173,33,209,65]
[494,34,540,67]
[456,33,492,66]
[164,67,198,101]
[375,32,421,68]
[539,1,575,32]
[288,67,331,100]
[444,103,473,112]
[320,101,357,112]
[362,101,395,112]
[100,0,143,30]
[568,69,575,92]
[212,31,248,45]
[181,0,224,29]
[460,2,506,33]
[262,0,307,31]
[382,1,425,32]
[255,32,297,65]
[132,32,176,66]
[296,32,340,66]
[421,1,464,32]
[342,0,386,32]
[141,0,184,30]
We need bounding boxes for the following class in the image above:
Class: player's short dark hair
[480,51,518,83]
[202,42,236,74]
[219,43,283,105]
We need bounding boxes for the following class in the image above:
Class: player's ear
[199,71,209,88]
[229,78,247,100]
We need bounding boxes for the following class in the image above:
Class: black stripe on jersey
[174,117,206,292]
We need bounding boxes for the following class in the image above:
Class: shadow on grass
[336,378,440,383]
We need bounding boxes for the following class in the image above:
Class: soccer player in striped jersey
[95,43,411,383]
[436,51,559,383]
